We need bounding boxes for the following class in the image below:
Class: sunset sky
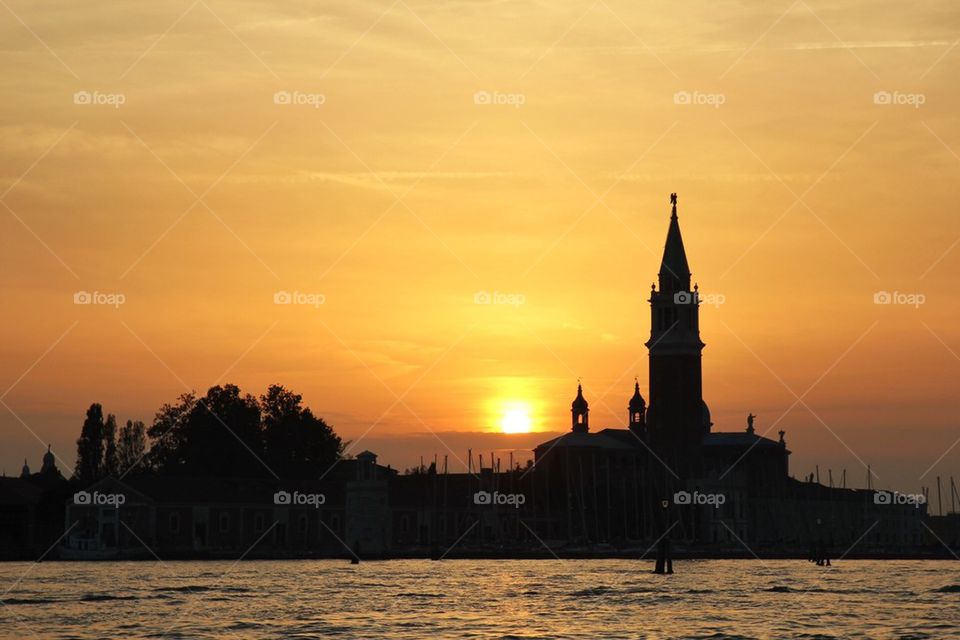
[1,0,958,498]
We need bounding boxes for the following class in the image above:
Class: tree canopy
[75,384,343,482]
[74,403,104,484]
[145,384,343,479]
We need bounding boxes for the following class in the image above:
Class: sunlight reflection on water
[1,560,959,639]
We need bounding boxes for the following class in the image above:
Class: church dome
[628,382,646,411]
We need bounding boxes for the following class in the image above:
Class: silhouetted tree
[187,385,262,477]
[145,392,196,472]
[147,386,263,476]
[117,419,146,476]
[102,414,118,477]
[142,384,342,479]
[75,403,104,483]
[261,384,343,478]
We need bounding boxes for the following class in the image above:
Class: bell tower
[571,383,589,433]
[646,194,707,471]
[628,380,646,436]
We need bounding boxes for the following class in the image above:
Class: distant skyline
[2,0,959,498]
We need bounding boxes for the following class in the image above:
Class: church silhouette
[6,195,935,560]
[524,193,922,551]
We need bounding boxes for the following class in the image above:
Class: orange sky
[1,1,959,500]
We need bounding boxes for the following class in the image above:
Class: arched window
[219,513,230,533]
[298,515,308,534]
[254,513,265,533]
[169,513,180,534]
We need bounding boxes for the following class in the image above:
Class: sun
[500,405,533,434]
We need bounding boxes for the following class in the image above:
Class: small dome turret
[41,445,56,474]
[628,381,646,412]
[571,384,588,412]
[571,383,589,433]
[628,381,646,433]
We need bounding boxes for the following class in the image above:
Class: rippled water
[1,560,959,638]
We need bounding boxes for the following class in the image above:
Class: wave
[225,621,266,631]
[4,593,163,605]
[153,585,251,593]
[765,583,884,595]
[569,586,613,596]
[80,594,141,602]
[2,597,62,606]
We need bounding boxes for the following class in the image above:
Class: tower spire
[646,193,706,475]
[659,193,690,293]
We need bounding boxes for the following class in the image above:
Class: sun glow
[500,405,533,434]
[485,378,544,435]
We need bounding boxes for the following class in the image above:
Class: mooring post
[654,499,673,574]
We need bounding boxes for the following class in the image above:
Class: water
[1,560,958,638]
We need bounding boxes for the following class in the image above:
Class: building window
[219,513,230,533]
[169,513,180,534]
[299,515,308,534]
[254,513,265,533]
[401,515,409,534]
